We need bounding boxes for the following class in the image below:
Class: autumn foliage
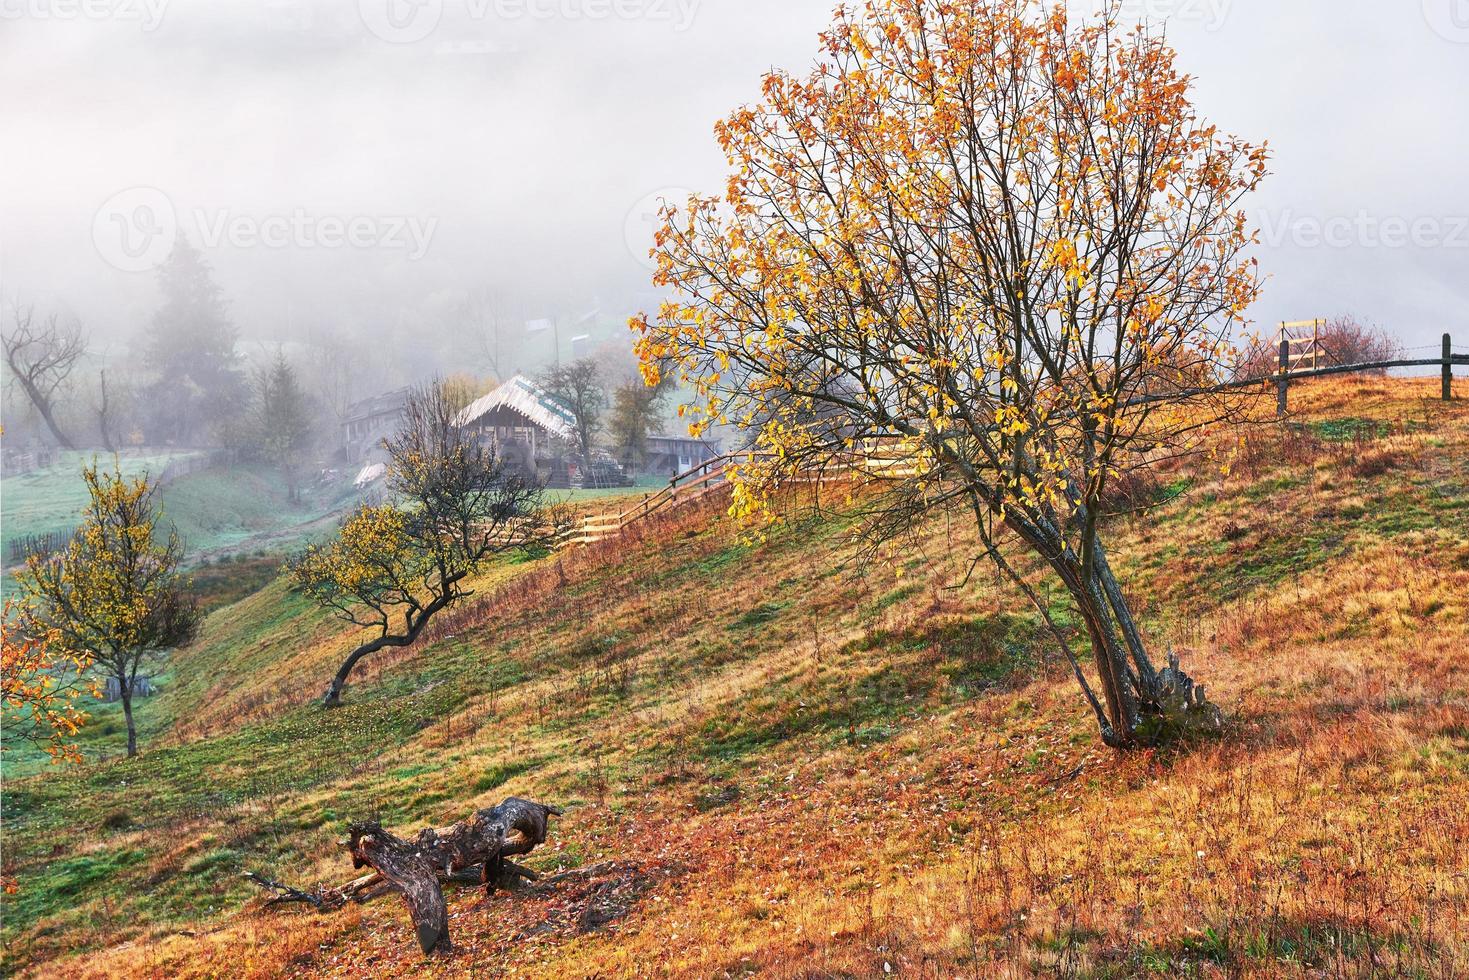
[14,463,199,758]
[0,600,93,765]
[634,0,1267,747]
[289,381,551,706]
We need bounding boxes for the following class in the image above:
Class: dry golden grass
[6,376,1468,978]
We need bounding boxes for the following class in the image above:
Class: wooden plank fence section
[552,444,923,549]
[6,528,77,565]
[553,456,737,548]
[155,449,236,488]
[1279,319,1326,372]
[518,338,1468,554]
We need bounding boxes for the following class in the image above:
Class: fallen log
[246,797,562,955]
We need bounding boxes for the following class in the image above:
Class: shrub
[100,810,133,832]
[1234,316,1401,379]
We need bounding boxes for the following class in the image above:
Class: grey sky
[1,0,1466,360]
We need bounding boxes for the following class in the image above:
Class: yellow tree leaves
[0,600,94,765]
[631,0,1264,537]
[13,462,198,757]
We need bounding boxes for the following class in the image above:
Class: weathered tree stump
[247,797,562,955]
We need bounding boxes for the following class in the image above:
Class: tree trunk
[15,374,77,451]
[97,370,116,453]
[120,684,138,758]
[1071,572,1140,747]
[246,798,565,955]
[323,640,386,707]
[322,594,455,707]
[349,824,449,953]
[345,798,562,953]
[1007,515,1217,749]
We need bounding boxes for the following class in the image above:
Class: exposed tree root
[245,797,562,954]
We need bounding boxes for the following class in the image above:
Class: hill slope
[2,377,1467,978]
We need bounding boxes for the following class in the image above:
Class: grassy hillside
[2,456,357,586]
[2,451,196,548]
[2,377,1467,978]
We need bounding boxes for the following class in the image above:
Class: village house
[643,434,722,478]
[456,375,633,489]
[340,386,412,464]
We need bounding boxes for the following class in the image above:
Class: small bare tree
[539,359,607,466]
[288,381,552,707]
[463,287,514,381]
[3,306,87,450]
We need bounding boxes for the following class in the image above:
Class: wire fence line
[1255,332,1465,415]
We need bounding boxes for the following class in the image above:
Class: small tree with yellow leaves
[634,0,1266,748]
[16,465,199,758]
[1,601,95,764]
[289,381,550,707]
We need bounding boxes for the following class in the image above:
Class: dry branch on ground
[246,797,562,954]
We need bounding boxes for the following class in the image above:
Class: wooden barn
[456,375,630,489]
[340,386,412,464]
[642,434,722,478]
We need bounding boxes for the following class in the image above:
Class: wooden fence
[553,334,1464,552]
[156,449,235,488]
[1270,331,1464,415]
[553,456,739,548]
[6,528,77,566]
[551,443,924,549]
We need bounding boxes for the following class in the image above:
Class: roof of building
[353,462,387,487]
[343,386,413,426]
[455,375,577,438]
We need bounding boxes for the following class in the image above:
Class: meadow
[1,376,1466,978]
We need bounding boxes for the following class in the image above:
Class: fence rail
[1262,331,1462,415]
[6,528,77,565]
[551,333,1463,551]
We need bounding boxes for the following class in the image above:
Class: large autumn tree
[289,381,552,707]
[633,0,1266,748]
[16,464,200,757]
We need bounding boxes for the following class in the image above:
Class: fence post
[1277,339,1290,416]
[1446,333,1454,402]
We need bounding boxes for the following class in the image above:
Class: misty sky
[2,0,1466,362]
